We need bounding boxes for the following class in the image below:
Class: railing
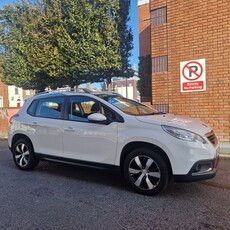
[152,104,169,113]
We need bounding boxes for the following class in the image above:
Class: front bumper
[174,157,220,182]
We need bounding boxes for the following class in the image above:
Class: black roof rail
[35,87,94,94]
[55,87,94,94]
[35,91,50,96]
[94,91,123,97]
[35,87,123,96]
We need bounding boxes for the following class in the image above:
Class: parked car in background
[8,89,219,195]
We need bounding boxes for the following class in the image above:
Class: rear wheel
[12,139,39,170]
[124,148,169,195]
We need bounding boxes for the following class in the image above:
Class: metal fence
[152,104,169,113]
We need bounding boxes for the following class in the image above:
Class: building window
[152,56,168,73]
[26,90,30,96]
[151,7,167,26]
[15,87,19,95]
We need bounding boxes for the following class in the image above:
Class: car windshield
[97,94,160,116]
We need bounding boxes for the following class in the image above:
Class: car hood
[135,113,211,135]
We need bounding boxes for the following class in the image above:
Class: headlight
[162,125,207,144]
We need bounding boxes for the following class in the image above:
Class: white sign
[180,59,206,92]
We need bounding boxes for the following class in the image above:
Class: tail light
[9,113,19,124]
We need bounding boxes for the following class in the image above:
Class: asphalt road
[0,139,229,230]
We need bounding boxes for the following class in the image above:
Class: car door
[28,96,65,157]
[62,95,119,164]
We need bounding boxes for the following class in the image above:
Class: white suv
[8,90,219,195]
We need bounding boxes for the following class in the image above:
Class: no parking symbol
[180,59,206,92]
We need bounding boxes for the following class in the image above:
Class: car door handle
[64,127,75,132]
[31,122,43,127]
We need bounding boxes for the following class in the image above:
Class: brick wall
[138,3,151,56]
[0,108,8,138]
[0,80,9,107]
[0,108,19,138]
[139,0,230,141]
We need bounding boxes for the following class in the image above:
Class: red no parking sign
[180,59,206,92]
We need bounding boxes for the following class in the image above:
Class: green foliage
[0,0,125,91]
[99,0,134,84]
[116,0,133,78]
[137,55,152,97]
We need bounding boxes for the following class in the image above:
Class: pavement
[0,145,229,230]
[220,142,230,155]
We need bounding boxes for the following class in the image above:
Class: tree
[0,0,122,91]
[98,0,134,89]
[116,0,133,78]
[137,55,152,99]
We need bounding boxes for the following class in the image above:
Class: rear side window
[34,97,65,119]
[27,100,37,115]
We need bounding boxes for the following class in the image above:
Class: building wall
[112,79,139,101]
[0,78,36,108]
[0,80,9,108]
[138,1,151,56]
[8,86,23,107]
[0,108,19,138]
[149,1,168,104]
[22,89,36,100]
[139,0,230,141]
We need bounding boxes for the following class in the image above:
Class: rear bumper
[174,157,220,182]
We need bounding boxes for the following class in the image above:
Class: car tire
[12,139,39,170]
[124,148,169,195]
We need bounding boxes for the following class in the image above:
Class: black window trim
[27,94,124,123]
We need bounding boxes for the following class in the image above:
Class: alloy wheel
[128,155,161,190]
[14,143,30,167]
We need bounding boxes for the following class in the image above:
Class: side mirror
[87,113,107,124]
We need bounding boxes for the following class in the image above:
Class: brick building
[0,79,8,108]
[138,0,230,142]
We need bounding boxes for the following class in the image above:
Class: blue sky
[0,0,139,68]
[129,0,139,68]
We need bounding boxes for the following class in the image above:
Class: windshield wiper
[150,112,166,115]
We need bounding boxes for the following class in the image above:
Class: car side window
[35,97,64,119]
[68,96,95,122]
[68,96,117,122]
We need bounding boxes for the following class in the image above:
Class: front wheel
[12,139,39,170]
[124,148,169,195]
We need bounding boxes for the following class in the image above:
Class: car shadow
[36,161,129,192]
[4,152,210,198]
[35,161,201,197]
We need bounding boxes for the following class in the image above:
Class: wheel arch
[120,141,172,176]
[11,134,34,152]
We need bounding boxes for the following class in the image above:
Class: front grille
[206,130,218,147]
